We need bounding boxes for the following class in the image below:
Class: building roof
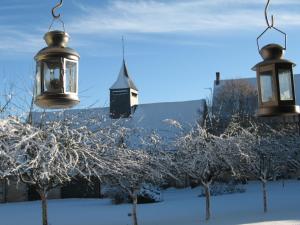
[33,99,207,145]
[110,60,138,91]
[212,74,300,110]
[129,100,206,134]
[212,76,258,118]
[213,77,256,102]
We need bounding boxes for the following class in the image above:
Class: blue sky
[1,0,300,110]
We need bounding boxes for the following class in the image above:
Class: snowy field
[0,180,300,225]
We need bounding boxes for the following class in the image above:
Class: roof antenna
[122,36,125,62]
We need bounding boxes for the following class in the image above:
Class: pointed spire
[110,37,138,90]
[110,57,138,91]
[122,36,125,62]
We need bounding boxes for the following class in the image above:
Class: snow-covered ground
[0,180,300,225]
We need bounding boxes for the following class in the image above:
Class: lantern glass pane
[278,69,293,101]
[260,74,274,103]
[35,62,41,96]
[43,60,63,93]
[65,60,77,93]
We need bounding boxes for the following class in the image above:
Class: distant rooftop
[213,73,300,105]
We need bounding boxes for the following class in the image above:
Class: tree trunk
[132,192,139,225]
[261,180,268,213]
[39,191,48,225]
[204,184,211,220]
[3,179,7,203]
[99,182,102,198]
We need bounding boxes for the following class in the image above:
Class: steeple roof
[110,60,138,91]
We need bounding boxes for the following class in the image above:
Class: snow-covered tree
[96,126,170,225]
[111,148,167,225]
[0,118,36,179]
[141,131,179,188]
[226,119,292,213]
[6,119,101,225]
[175,122,239,221]
[277,123,300,177]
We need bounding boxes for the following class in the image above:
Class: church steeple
[109,37,139,119]
[110,60,138,91]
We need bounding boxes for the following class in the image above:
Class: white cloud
[0,28,42,55]
[0,0,299,55]
[68,0,300,35]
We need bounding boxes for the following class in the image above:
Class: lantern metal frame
[253,0,300,117]
[34,0,80,109]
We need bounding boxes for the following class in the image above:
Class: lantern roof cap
[34,30,80,61]
[252,58,296,71]
[110,60,138,91]
[44,30,70,47]
[34,46,80,61]
[260,43,285,60]
[252,43,296,71]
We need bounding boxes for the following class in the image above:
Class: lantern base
[257,105,300,117]
[35,93,80,109]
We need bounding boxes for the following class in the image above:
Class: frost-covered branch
[174,121,240,220]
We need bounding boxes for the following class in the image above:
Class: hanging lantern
[252,0,299,117]
[34,0,80,109]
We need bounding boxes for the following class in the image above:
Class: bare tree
[0,82,14,118]
[212,79,257,133]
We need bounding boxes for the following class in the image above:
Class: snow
[110,60,138,90]
[129,100,206,137]
[0,180,299,225]
[32,99,206,143]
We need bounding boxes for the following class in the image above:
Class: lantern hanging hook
[265,0,274,28]
[49,0,65,32]
[257,0,287,55]
[52,0,63,19]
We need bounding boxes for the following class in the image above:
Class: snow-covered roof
[33,100,207,144]
[130,100,206,132]
[110,60,138,91]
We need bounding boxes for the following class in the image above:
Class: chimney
[216,72,220,85]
